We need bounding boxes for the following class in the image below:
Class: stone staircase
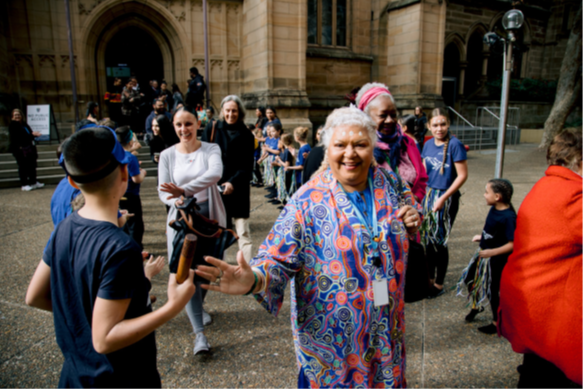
[0,142,158,189]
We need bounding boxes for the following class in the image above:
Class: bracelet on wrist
[244,271,259,296]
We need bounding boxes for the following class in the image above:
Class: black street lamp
[491,9,524,178]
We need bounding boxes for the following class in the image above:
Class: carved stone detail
[226,3,239,14]
[78,0,103,16]
[192,58,205,71]
[209,2,222,12]
[39,55,56,67]
[61,55,77,68]
[227,60,240,70]
[15,54,33,68]
[211,59,223,69]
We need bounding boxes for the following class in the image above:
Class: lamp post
[494,9,524,178]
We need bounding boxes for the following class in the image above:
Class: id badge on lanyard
[346,176,390,308]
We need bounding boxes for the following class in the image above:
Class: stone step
[0,166,159,189]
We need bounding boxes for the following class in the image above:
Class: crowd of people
[18,75,581,388]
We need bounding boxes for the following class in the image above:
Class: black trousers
[488,256,507,321]
[427,191,460,285]
[13,153,37,186]
[253,159,263,184]
[120,193,144,249]
[517,354,581,388]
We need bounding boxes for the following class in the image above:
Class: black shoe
[265,193,277,199]
[465,307,485,322]
[269,200,281,205]
[256,183,264,188]
[277,206,284,210]
[251,182,258,187]
[427,285,445,299]
[478,323,497,335]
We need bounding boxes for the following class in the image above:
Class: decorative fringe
[456,249,492,309]
[275,168,296,202]
[420,188,452,247]
[262,155,277,186]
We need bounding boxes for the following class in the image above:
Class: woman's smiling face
[173,110,197,143]
[327,124,374,193]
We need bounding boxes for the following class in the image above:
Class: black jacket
[186,75,205,106]
[302,145,325,184]
[8,120,36,155]
[202,120,255,219]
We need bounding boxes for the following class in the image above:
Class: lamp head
[502,9,524,30]
[483,32,501,46]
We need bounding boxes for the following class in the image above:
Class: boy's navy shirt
[265,137,279,156]
[124,151,141,196]
[480,206,517,261]
[422,136,467,190]
[43,212,159,388]
[296,144,311,186]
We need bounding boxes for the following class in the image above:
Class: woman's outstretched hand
[160,183,185,199]
[196,251,257,295]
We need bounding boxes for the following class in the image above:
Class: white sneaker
[32,182,45,189]
[21,185,33,191]
[193,333,210,355]
[203,309,212,326]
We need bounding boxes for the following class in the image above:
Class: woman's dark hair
[265,106,278,118]
[271,122,283,133]
[401,114,416,135]
[171,83,181,94]
[488,178,515,211]
[156,114,179,147]
[206,106,215,114]
[429,107,451,174]
[160,80,167,86]
[172,105,198,122]
[86,101,99,118]
[547,128,582,171]
[257,106,266,117]
[11,108,25,122]
[115,125,133,146]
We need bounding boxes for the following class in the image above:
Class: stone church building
[0,0,578,135]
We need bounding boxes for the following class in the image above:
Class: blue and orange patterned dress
[250,166,422,388]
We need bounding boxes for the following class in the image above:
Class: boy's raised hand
[144,255,165,280]
[167,270,196,311]
[472,234,481,243]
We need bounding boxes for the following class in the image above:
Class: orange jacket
[499,165,582,384]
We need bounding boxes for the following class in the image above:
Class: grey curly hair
[219,95,246,122]
[354,82,396,115]
[313,106,378,176]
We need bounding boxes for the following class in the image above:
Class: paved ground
[0,143,548,388]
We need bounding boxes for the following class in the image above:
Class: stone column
[240,0,311,130]
[383,0,446,111]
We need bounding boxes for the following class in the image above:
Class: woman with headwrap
[355,83,427,202]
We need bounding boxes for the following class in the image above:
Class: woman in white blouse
[158,107,225,355]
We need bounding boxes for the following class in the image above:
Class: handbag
[168,197,238,282]
[380,168,430,303]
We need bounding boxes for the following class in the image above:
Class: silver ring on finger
[218,269,224,278]
[212,277,221,286]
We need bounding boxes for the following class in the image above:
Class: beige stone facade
[0,0,577,137]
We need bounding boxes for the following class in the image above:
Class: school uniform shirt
[295,144,311,187]
[479,207,516,261]
[43,212,159,388]
[265,137,279,156]
[125,151,141,196]
[50,177,81,227]
[422,137,467,190]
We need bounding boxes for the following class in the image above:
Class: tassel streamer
[456,248,492,309]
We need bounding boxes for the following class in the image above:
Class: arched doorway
[464,31,485,96]
[104,26,164,95]
[442,42,461,107]
[81,0,189,110]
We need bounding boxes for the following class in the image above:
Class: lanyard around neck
[340,175,380,253]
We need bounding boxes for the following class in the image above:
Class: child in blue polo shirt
[115,126,147,249]
[26,127,195,388]
[285,126,311,189]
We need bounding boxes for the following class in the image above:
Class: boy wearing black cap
[26,127,195,388]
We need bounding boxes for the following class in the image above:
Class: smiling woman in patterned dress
[197,106,422,388]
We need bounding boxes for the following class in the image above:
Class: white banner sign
[27,105,51,141]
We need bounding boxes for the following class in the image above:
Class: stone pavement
[0,143,548,388]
